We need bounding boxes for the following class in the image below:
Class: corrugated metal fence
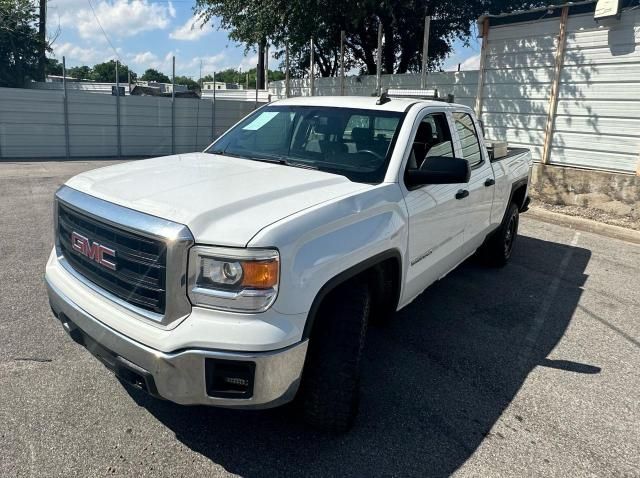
[0,87,265,159]
[269,7,639,174]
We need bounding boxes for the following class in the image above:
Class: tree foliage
[0,0,47,87]
[140,68,171,83]
[203,68,284,88]
[90,60,137,83]
[195,0,552,76]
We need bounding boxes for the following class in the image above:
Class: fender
[302,249,402,339]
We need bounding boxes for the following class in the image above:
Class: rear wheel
[480,202,520,267]
[298,280,370,433]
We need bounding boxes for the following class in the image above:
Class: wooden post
[542,6,569,165]
[475,17,490,119]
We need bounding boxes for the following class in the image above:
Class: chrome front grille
[58,202,167,314]
[55,186,194,325]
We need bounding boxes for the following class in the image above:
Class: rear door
[401,110,469,304]
[451,111,495,255]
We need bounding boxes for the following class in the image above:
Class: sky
[47,0,481,79]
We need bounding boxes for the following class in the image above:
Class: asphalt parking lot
[1,160,639,478]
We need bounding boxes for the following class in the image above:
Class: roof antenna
[376,89,391,105]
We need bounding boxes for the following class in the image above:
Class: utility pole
[38,0,46,80]
[257,41,266,89]
[264,45,269,91]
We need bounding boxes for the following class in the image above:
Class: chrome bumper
[46,277,308,409]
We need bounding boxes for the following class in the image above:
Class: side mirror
[405,156,470,188]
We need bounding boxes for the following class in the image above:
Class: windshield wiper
[245,155,318,170]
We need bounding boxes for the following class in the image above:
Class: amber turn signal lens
[241,260,279,288]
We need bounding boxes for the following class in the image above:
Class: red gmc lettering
[70,232,117,270]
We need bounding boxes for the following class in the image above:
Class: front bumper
[46,277,308,409]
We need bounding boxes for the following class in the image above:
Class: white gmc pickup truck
[46,93,532,432]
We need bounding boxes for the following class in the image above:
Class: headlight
[187,246,279,312]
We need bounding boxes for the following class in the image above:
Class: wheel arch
[302,249,403,340]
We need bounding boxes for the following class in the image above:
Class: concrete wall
[0,87,265,159]
[531,163,640,219]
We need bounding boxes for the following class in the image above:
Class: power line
[86,0,120,61]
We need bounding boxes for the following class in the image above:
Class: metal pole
[115,60,121,158]
[310,37,315,96]
[340,30,345,96]
[171,55,175,154]
[376,21,383,95]
[63,56,70,160]
[255,64,259,109]
[420,16,431,89]
[212,71,217,137]
[264,45,269,91]
[285,42,290,98]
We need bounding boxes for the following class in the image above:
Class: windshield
[205,105,405,183]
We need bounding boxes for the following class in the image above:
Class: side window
[407,113,455,170]
[453,112,482,167]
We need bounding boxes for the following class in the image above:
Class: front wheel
[298,280,370,433]
[480,202,520,267]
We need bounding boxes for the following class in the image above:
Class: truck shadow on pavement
[125,234,594,477]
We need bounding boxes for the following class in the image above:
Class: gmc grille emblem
[71,231,117,271]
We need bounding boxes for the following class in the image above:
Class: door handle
[455,189,469,200]
[485,178,495,187]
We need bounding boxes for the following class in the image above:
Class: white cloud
[58,0,176,41]
[458,53,480,71]
[169,15,211,41]
[53,42,115,63]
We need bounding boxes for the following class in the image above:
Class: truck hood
[66,153,369,246]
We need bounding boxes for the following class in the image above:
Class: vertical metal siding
[551,10,640,173]
[480,17,561,162]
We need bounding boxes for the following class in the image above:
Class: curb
[525,207,640,245]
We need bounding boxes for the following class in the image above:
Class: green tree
[0,0,48,87]
[67,65,92,80]
[45,58,63,76]
[140,68,171,83]
[90,60,136,83]
[195,0,552,76]
[174,75,200,91]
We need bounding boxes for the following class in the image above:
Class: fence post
[255,65,259,108]
[212,71,217,137]
[63,56,70,160]
[420,16,431,89]
[171,55,175,155]
[115,60,122,158]
[475,17,490,119]
[542,6,569,165]
[376,21,383,95]
[340,30,345,96]
[285,43,290,98]
[310,37,315,96]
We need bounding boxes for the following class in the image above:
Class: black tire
[481,202,520,267]
[368,266,396,325]
[298,280,370,433]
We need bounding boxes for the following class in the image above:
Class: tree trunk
[257,40,266,89]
